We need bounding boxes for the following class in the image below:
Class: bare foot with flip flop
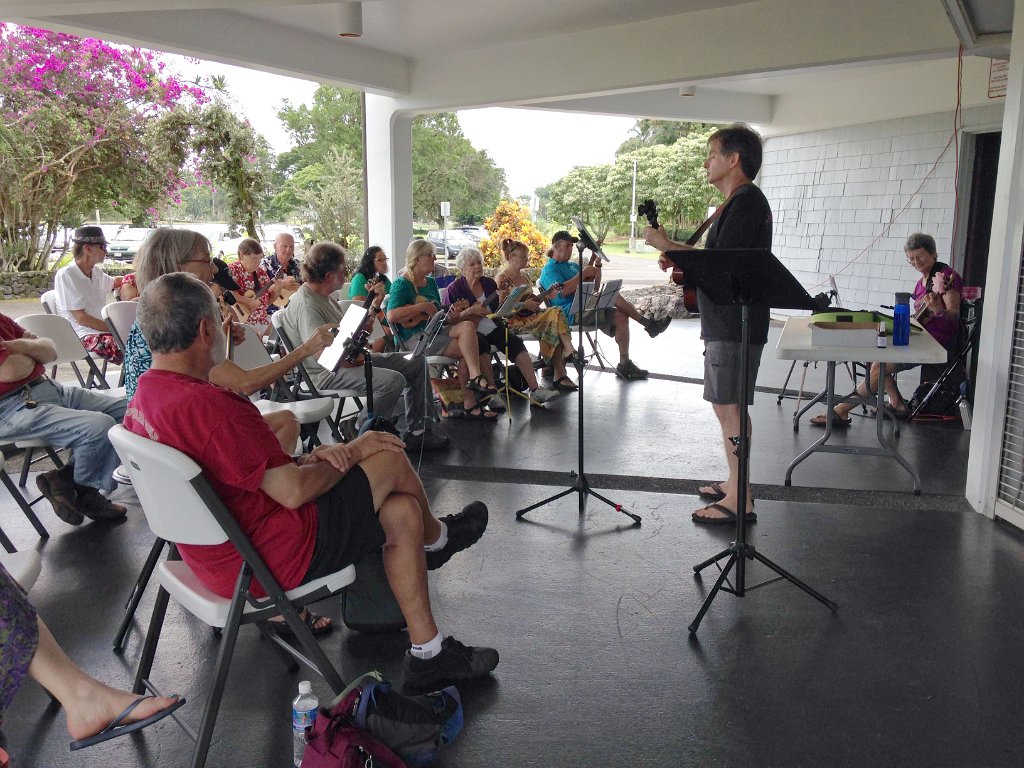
[693,480,756,524]
[69,691,185,750]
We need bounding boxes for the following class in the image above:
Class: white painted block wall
[759,107,1000,313]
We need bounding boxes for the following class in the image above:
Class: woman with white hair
[386,239,502,420]
[443,247,558,404]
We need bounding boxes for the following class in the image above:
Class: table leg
[786,361,837,485]
[873,362,922,494]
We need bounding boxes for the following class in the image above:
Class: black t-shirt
[699,182,773,344]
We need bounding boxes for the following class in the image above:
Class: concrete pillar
[364,94,414,280]
[966,0,1024,519]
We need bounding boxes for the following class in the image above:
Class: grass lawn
[600,239,661,260]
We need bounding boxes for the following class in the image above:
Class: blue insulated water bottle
[893,292,911,346]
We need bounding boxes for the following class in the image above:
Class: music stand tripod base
[515,470,641,524]
[664,247,837,634]
[515,241,640,528]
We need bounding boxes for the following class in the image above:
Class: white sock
[424,520,448,552]
[410,632,443,659]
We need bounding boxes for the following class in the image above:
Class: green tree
[277,147,364,248]
[188,100,273,236]
[412,113,506,222]
[276,86,362,177]
[275,86,507,226]
[616,120,717,155]
[0,24,206,270]
[545,164,616,243]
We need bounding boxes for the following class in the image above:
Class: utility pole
[628,159,638,252]
[440,201,451,263]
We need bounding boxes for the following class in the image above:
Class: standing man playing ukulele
[645,123,772,524]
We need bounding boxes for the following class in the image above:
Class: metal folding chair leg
[113,537,167,653]
[0,467,49,540]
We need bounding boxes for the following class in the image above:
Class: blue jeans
[0,378,126,491]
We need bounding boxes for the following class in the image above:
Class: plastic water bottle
[292,680,318,767]
[893,292,911,346]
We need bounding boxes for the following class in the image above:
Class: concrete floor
[2,313,1014,768]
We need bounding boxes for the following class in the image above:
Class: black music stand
[515,237,640,527]
[664,248,837,633]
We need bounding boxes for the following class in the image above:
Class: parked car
[426,229,476,259]
[456,225,489,243]
[107,227,155,261]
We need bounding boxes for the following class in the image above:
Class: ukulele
[234,267,285,323]
[272,280,300,309]
[217,289,244,323]
[398,295,468,328]
[640,198,699,314]
[496,273,561,317]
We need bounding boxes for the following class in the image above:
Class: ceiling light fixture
[678,85,697,97]
[337,1,363,38]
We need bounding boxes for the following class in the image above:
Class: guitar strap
[684,185,743,246]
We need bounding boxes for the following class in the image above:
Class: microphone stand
[516,230,640,526]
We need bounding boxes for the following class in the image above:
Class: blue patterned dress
[0,561,39,723]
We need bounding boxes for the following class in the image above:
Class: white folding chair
[329,281,351,303]
[16,313,123,393]
[0,549,41,592]
[40,290,57,315]
[101,301,137,387]
[270,313,363,441]
[107,425,355,768]
[0,438,66,550]
[232,323,336,449]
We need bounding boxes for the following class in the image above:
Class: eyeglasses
[183,257,213,266]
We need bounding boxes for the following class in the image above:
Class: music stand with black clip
[665,247,838,634]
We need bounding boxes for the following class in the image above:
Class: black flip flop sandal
[70,696,187,751]
[691,502,757,525]
[698,482,726,500]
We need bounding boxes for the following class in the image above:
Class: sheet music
[491,285,530,318]
[334,300,385,342]
[408,308,447,357]
[594,279,622,310]
[317,304,381,372]
[568,281,597,318]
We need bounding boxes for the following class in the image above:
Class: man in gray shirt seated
[278,241,447,452]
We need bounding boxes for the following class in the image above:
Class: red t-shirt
[0,314,45,398]
[124,369,317,598]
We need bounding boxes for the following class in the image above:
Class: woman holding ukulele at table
[810,232,963,427]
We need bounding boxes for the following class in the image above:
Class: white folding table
[775,316,947,494]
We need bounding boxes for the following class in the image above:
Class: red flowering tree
[0,24,206,271]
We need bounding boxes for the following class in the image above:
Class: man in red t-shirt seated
[0,312,127,524]
[125,273,498,694]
